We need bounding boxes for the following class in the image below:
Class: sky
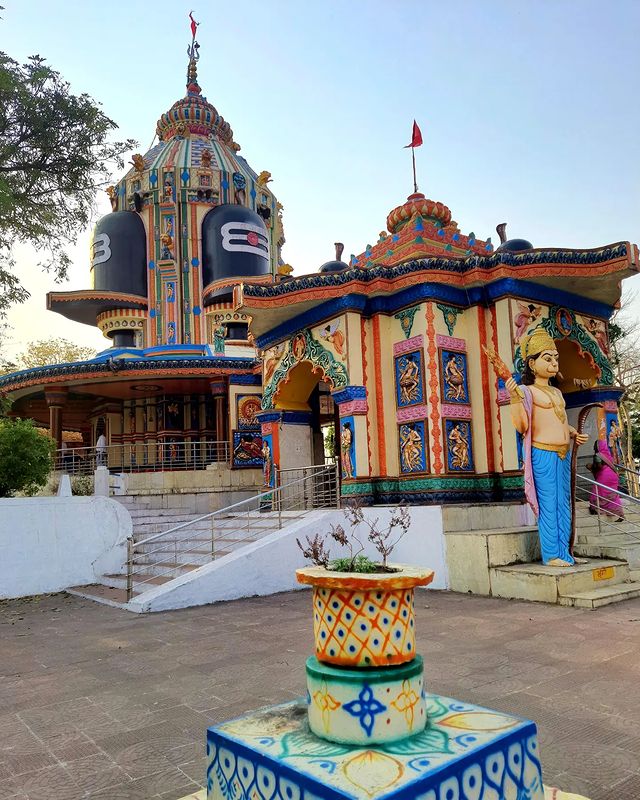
[2,0,640,360]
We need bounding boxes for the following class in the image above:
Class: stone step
[558,581,640,609]
[101,570,194,592]
[573,542,640,568]
[131,559,209,576]
[490,558,629,604]
[66,584,136,608]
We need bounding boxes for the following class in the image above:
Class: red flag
[404,120,423,149]
[189,12,199,39]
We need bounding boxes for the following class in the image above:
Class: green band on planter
[306,654,423,684]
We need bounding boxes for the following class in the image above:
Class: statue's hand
[505,377,519,395]
[575,433,589,445]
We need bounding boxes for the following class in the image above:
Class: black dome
[90,211,147,297]
[202,205,270,289]
[496,238,533,253]
[319,259,348,273]
[319,242,348,273]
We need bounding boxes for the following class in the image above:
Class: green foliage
[323,425,335,458]
[70,475,93,496]
[329,555,380,573]
[16,337,96,369]
[0,51,136,318]
[0,418,54,496]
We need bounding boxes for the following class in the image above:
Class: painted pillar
[44,388,68,450]
[210,380,227,450]
[331,387,369,486]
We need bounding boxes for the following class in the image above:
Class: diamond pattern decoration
[312,586,415,667]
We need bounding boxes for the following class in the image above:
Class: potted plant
[296,504,433,668]
[296,504,434,745]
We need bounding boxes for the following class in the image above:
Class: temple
[0,38,280,473]
[241,205,637,504]
[0,35,637,507]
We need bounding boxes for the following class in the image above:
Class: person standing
[96,432,107,467]
[587,439,624,521]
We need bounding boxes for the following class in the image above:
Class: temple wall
[0,497,130,600]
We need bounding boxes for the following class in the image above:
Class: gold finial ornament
[257,170,272,186]
[520,327,556,362]
[130,154,145,174]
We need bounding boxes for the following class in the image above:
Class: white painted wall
[128,505,448,613]
[0,497,131,600]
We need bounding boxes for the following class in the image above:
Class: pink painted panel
[339,399,368,416]
[441,404,471,419]
[396,404,429,423]
[435,334,466,351]
[393,335,424,356]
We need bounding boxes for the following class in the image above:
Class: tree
[0,418,54,496]
[0,51,136,318]
[15,337,96,369]
[609,299,640,461]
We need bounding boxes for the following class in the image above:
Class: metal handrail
[54,439,229,474]
[576,473,640,507]
[575,473,640,546]
[126,463,339,600]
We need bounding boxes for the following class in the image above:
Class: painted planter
[296,565,434,667]
[306,654,427,745]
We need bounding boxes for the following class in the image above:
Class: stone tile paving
[1,589,639,800]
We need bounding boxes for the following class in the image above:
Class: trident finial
[186,12,201,94]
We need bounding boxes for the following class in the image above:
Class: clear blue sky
[3,0,640,356]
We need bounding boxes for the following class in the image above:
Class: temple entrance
[555,338,601,394]
[271,362,338,473]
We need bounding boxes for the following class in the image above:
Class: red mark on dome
[247,232,259,246]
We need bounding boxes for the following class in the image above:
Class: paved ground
[1,590,640,800]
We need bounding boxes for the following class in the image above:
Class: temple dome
[495,223,533,253]
[387,192,452,234]
[155,92,233,145]
[319,243,349,273]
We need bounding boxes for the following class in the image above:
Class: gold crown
[520,327,556,361]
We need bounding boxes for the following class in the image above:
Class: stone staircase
[573,501,640,568]
[444,501,640,609]
[70,502,308,606]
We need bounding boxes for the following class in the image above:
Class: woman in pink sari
[588,439,624,520]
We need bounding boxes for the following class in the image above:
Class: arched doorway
[273,360,338,470]
[555,338,601,394]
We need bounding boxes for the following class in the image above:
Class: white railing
[54,440,229,474]
[575,473,640,544]
[126,463,339,600]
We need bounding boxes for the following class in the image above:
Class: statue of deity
[262,439,272,487]
[340,422,354,479]
[505,328,588,566]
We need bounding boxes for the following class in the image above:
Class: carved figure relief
[340,419,355,479]
[512,301,542,341]
[583,317,609,355]
[440,350,469,404]
[231,431,263,469]
[237,395,262,430]
[395,351,425,408]
[318,319,346,358]
[264,342,286,384]
[262,437,273,486]
[445,420,473,472]
[213,324,226,355]
[399,421,427,474]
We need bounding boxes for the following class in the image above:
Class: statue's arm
[505,377,529,435]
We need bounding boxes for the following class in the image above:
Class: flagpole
[411,146,417,193]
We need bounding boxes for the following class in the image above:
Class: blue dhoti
[531,446,574,565]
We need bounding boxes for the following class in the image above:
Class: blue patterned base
[206,693,545,799]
